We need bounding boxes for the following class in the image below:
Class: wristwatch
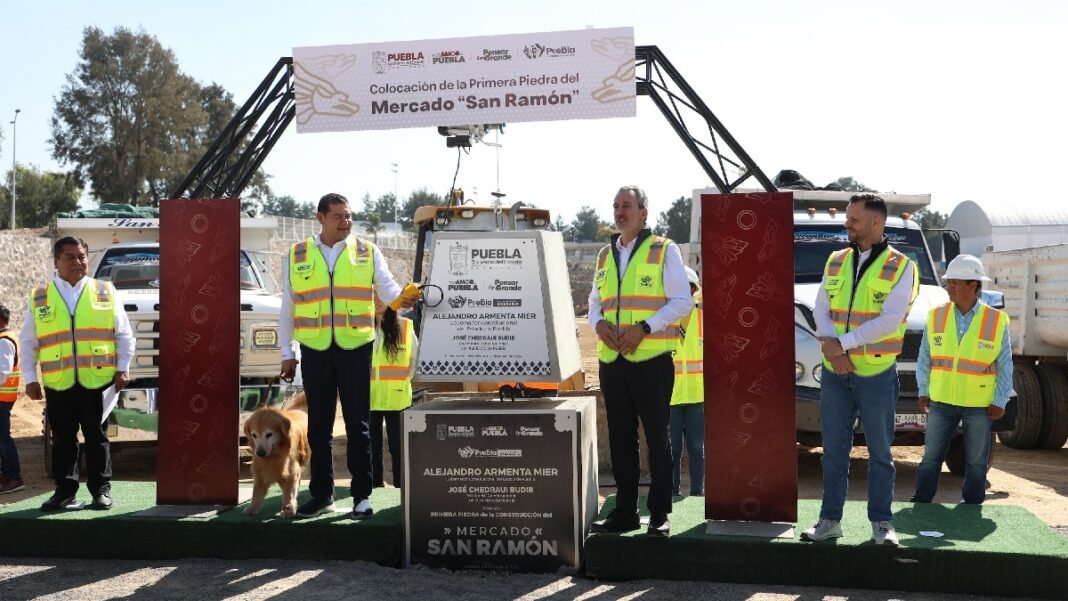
[638,320,651,335]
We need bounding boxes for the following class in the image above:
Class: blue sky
[1,0,1065,224]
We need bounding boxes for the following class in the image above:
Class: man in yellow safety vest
[802,195,919,547]
[21,237,135,511]
[279,193,416,519]
[911,254,1011,505]
[588,185,694,537]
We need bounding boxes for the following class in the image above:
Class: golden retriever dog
[243,392,310,518]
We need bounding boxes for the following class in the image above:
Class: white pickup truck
[53,214,289,436]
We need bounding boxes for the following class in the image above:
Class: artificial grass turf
[4,484,1067,599]
[584,495,1068,599]
[0,481,402,564]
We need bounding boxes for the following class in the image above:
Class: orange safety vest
[0,331,19,403]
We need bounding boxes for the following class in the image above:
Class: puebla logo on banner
[293,27,635,132]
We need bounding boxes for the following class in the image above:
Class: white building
[947,200,1068,256]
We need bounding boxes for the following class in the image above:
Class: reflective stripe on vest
[31,279,117,391]
[370,317,414,411]
[0,331,20,403]
[671,304,704,405]
[289,236,376,350]
[927,302,1007,407]
[595,236,680,363]
[822,246,918,376]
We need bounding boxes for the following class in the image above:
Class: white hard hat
[943,254,991,282]
[684,266,700,286]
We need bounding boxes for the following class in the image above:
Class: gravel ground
[0,557,1050,601]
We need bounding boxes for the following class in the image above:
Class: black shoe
[592,509,640,533]
[647,512,670,538]
[90,492,113,510]
[296,496,336,518]
[40,491,77,512]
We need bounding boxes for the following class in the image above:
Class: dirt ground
[3,321,1066,531]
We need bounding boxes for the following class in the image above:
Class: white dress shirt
[19,275,137,385]
[280,235,405,360]
[587,233,694,333]
[814,246,917,351]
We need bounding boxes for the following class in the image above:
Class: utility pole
[391,162,398,224]
[9,108,19,230]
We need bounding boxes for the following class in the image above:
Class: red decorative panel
[702,192,797,522]
[157,199,241,505]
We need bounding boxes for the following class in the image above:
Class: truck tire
[946,433,997,477]
[998,362,1044,449]
[1034,363,1068,449]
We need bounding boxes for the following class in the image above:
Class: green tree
[654,196,691,242]
[833,176,876,192]
[399,187,442,231]
[595,223,617,242]
[553,215,573,241]
[912,208,948,229]
[357,192,395,223]
[50,26,257,206]
[261,193,315,219]
[363,212,382,243]
[374,192,397,223]
[570,205,608,242]
[0,165,82,228]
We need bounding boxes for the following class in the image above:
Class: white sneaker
[871,520,899,546]
[351,498,374,520]
[801,518,843,541]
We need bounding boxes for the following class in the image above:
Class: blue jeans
[0,402,19,480]
[669,403,704,496]
[913,401,992,504]
[819,365,898,522]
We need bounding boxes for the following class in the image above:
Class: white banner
[292,27,635,133]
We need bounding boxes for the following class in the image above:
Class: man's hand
[829,352,855,375]
[26,382,43,401]
[919,396,930,414]
[113,371,130,392]
[820,337,845,362]
[617,323,647,356]
[988,405,1006,420]
[595,320,621,352]
[280,359,299,382]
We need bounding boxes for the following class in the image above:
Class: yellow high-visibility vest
[370,317,414,411]
[30,279,117,391]
[927,302,1008,407]
[671,301,704,406]
[595,235,682,363]
[289,236,376,350]
[0,331,20,403]
[822,246,919,376]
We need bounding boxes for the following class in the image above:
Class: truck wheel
[1034,363,1068,449]
[945,433,965,476]
[997,362,1044,449]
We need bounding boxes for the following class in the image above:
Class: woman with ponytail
[370,292,418,488]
